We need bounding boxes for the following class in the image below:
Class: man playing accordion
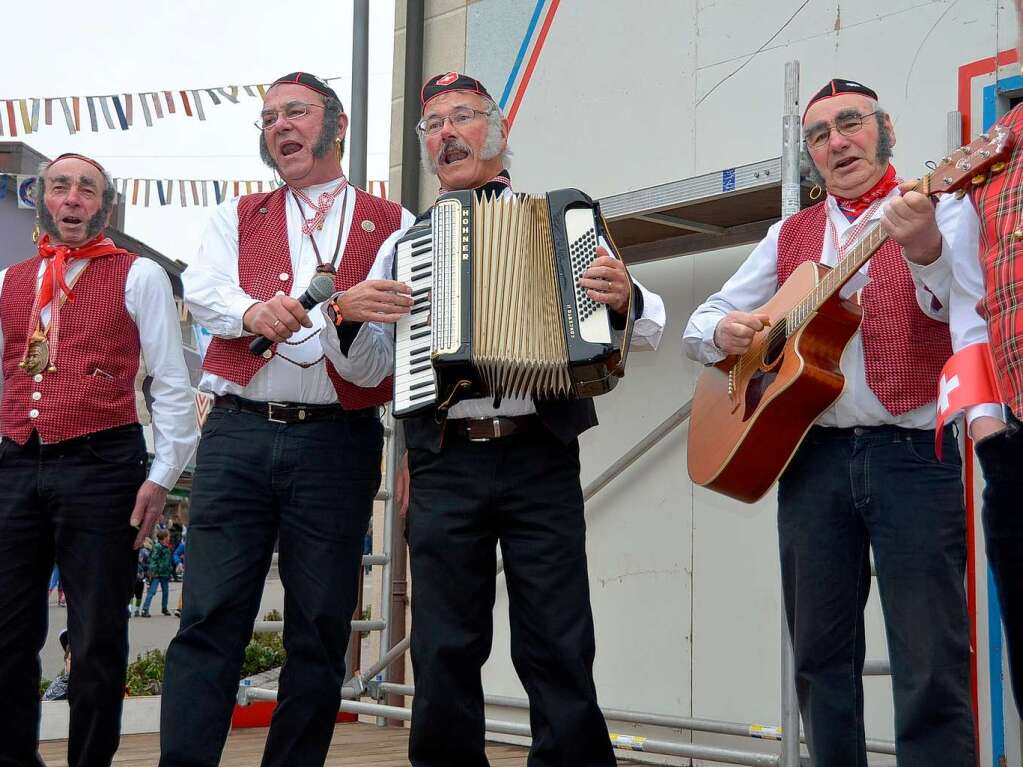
[322,72,664,766]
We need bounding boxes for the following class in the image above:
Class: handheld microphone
[248,272,337,356]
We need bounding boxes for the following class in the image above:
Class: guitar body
[688,261,863,503]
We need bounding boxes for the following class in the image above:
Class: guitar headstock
[924,124,1015,196]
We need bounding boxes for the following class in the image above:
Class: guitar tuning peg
[925,160,937,170]
[992,162,1007,173]
[972,174,987,185]
[954,190,968,199]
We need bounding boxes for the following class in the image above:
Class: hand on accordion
[335,279,413,324]
[578,247,630,315]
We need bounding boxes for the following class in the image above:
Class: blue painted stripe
[499,0,546,111]
[988,567,1006,760]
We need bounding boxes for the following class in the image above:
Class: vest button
[31,391,41,401]
[33,374,43,383]
[361,219,376,232]
[29,409,39,419]
[262,349,273,360]
[279,272,290,281]
[275,290,285,297]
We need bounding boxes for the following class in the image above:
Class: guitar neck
[786,220,890,335]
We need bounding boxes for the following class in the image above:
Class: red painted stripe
[958,49,1018,142]
[507,0,561,129]
[179,90,193,117]
[965,438,980,765]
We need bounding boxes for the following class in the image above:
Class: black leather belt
[213,394,374,424]
[449,415,537,442]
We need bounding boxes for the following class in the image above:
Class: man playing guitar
[683,79,983,765]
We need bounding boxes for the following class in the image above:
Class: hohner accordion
[392,188,633,418]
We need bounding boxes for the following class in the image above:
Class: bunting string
[0,174,388,208]
[0,76,343,135]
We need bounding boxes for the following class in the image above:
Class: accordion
[392,188,633,419]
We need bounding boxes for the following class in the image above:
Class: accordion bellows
[472,193,572,400]
[393,188,631,418]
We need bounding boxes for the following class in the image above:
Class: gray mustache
[437,139,472,164]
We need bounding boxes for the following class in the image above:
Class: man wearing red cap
[684,80,982,764]
[0,153,196,767]
[159,72,415,767]
[340,71,665,766]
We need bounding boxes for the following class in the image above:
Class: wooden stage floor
[39,722,645,765]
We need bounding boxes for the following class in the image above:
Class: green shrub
[126,648,166,696]
[123,611,288,696]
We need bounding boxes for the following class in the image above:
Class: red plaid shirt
[970,103,1023,419]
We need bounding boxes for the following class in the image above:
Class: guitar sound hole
[761,320,787,369]
[743,369,779,419]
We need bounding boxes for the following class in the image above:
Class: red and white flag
[934,342,1002,459]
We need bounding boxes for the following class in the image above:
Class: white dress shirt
[184,180,416,404]
[682,189,982,429]
[321,187,667,419]
[918,196,1004,425]
[0,257,198,490]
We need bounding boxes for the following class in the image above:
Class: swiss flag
[934,343,1002,459]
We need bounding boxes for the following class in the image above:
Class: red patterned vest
[1,253,141,444]
[201,185,403,409]
[969,103,1023,419]
[777,202,952,416]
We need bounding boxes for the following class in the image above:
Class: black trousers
[975,412,1023,715]
[407,428,615,767]
[778,426,975,766]
[0,424,145,767]
[159,405,382,767]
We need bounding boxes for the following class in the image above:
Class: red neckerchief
[36,232,127,308]
[27,232,129,371]
[832,164,898,222]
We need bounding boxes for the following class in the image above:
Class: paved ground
[41,566,382,686]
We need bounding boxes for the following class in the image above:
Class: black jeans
[407,428,615,767]
[0,424,145,767]
[778,425,975,767]
[159,406,382,767]
[975,412,1023,716]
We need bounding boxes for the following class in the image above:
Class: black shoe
[162,609,172,616]
[140,611,150,618]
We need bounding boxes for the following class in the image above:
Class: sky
[5,0,397,264]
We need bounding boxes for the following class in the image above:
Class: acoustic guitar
[687,126,1014,503]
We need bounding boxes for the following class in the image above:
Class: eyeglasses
[255,102,324,131]
[804,111,878,149]
[416,107,493,135]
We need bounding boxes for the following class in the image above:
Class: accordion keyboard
[394,228,436,414]
[393,198,464,416]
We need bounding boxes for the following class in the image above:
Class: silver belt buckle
[467,417,503,442]
[267,401,288,424]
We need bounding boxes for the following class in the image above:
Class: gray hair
[35,159,116,241]
[418,97,512,175]
[259,94,346,173]
[803,105,892,188]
